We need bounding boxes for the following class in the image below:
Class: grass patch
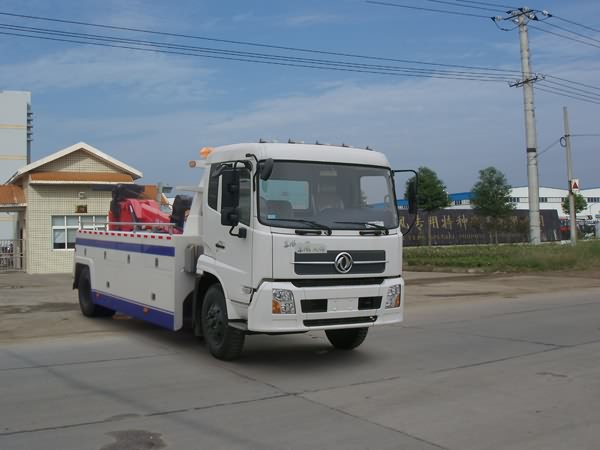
[404,240,600,272]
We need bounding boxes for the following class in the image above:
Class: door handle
[215,242,225,249]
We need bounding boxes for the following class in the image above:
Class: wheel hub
[206,303,225,344]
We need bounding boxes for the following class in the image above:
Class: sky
[1,0,599,192]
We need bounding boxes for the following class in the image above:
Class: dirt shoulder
[404,269,600,306]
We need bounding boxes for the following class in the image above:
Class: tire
[325,327,369,350]
[201,285,245,360]
[77,267,115,318]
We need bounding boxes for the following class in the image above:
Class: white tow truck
[73,142,417,360]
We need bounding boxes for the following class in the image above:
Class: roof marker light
[200,147,213,159]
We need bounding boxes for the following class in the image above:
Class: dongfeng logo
[334,252,353,274]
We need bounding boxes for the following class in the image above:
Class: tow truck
[73,142,417,360]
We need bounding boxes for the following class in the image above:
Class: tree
[471,167,515,244]
[405,167,450,245]
[562,192,587,216]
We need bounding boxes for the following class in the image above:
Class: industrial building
[0,90,32,240]
[447,187,600,219]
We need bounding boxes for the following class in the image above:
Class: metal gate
[0,239,24,272]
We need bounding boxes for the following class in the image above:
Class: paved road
[1,273,600,449]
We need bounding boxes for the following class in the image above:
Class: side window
[208,163,251,225]
[207,164,219,210]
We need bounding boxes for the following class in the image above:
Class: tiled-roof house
[0,142,143,273]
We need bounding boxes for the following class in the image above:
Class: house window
[51,215,107,250]
[509,197,520,203]
[587,197,599,203]
[539,197,548,203]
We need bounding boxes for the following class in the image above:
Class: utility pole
[500,8,543,244]
[515,10,541,244]
[562,106,577,245]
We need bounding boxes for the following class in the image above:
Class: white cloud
[35,75,598,192]
[0,46,213,102]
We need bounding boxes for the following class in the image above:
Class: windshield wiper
[334,221,387,230]
[334,221,390,235]
[268,218,332,234]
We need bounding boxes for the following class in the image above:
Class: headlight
[385,285,401,308]
[272,289,296,314]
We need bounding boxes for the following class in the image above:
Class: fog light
[385,285,401,308]
[272,289,296,314]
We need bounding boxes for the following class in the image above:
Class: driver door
[206,164,254,304]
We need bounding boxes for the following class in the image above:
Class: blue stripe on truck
[76,238,175,257]
[93,290,175,329]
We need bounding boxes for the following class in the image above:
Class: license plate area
[328,298,356,312]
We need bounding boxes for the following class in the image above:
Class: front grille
[291,277,385,288]
[301,299,328,313]
[303,316,377,327]
[358,296,382,310]
[294,250,386,276]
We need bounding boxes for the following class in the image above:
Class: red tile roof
[29,172,134,183]
[0,185,25,205]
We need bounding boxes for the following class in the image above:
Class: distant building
[0,142,143,273]
[0,91,32,239]
[400,186,600,219]
[449,187,600,219]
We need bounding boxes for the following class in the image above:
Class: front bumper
[247,277,404,333]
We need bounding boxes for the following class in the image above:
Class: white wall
[446,186,600,219]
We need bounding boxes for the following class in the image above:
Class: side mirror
[220,168,240,226]
[260,158,274,181]
[221,206,240,227]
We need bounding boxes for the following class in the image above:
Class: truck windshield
[258,161,399,231]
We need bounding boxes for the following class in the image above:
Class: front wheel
[201,285,245,360]
[325,327,369,350]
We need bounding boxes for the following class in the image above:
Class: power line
[552,15,600,35]
[545,75,600,93]
[0,10,522,74]
[537,85,600,104]
[539,21,600,45]
[538,134,600,159]
[536,86,600,105]
[366,1,492,18]
[0,30,516,82]
[541,79,600,100]
[0,24,516,81]
[423,0,503,13]
[528,24,600,50]
[535,137,561,158]
[454,0,517,10]
[2,9,598,106]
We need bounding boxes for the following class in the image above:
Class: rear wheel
[325,327,369,350]
[201,285,245,360]
[77,267,115,318]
